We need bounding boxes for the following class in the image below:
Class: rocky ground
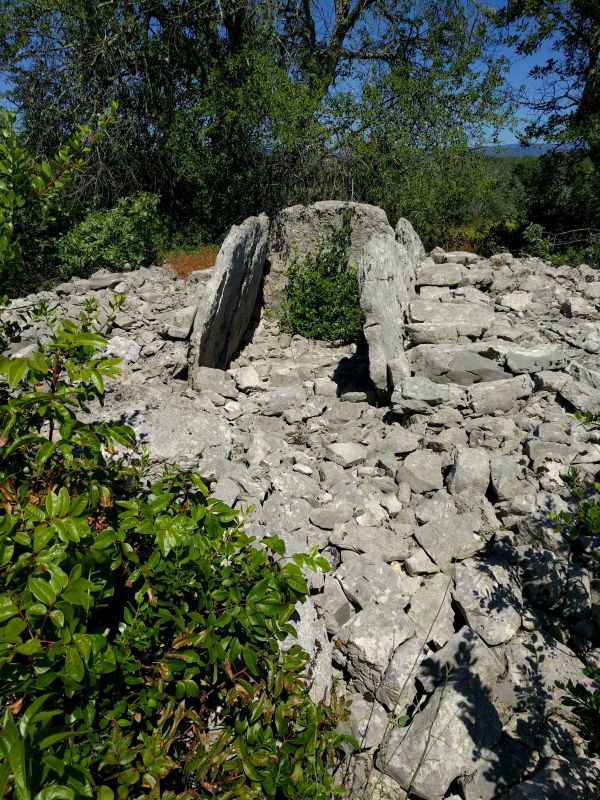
[6,244,600,799]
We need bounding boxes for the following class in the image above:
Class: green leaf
[35,787,74,800]
[65,647,85,682]
[0,596,19,623]
[73,332,107,349]
[28,577,57,606]
[7,358,28,388]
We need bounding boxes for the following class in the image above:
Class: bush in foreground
[0,300,350,799]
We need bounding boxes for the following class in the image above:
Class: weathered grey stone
[444,250,479,265]
[416,263,465,287]
[358,227,419,394]
[396,450,444,494]
[340,692,389,750]
[313,575,354,635]
[407,572,455,648]
[325,441,368,467]
[341,753,407,800]
[329,523,411,562]
[503,757,600,800]
[233,365,266,392]
[491,630,595,724]
[490,455,527,501]
[309,506,351,530]
[105,335,141,363]
[418,626,504,694]
[376,636,425,712]
[468,375,534,414]
[404,549,439,576]
[188,214,269,378]
[409,299,494,334]
[336,551,409,609]
[460,734,539,800]
[338,603,415,693]
[392,377,466,414]
[453,559,522,646]
[189,366,239,399]
[497,291,532,311]
[503,345,568,374]
[420,347,506,385]
[414,514,484,570]
[447,446,490,495]
[377,668,502,800]
[396,216,426,267]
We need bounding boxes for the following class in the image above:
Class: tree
[0,0,510,240]
[497,1,600,163]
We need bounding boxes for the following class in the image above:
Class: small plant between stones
[281,208,365,344]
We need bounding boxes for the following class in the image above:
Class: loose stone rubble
[5,202,600,798]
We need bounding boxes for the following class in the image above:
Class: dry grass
[163,245,220,279]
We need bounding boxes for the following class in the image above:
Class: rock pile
[5,203,600,799]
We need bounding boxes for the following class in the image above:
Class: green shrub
[0,104,116,296]
[281,209,365,344]
[57,192,165,279]
[0,300,351,799]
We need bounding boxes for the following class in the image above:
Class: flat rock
[407,572,455,648]
[447,446,490,495]
[453,559,522,646]
[468,375,533,414]
[325,441,368,467]
[338,603,415,693]
[377,667,502,800]
[396,450,444,494]
[414,513,484,570]
[336,551,409,609]
[418,625,504,693]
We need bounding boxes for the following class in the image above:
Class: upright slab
[263,201,393,314]
[188,214,269,381]
[263,201,424,396]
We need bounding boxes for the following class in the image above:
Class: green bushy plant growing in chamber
[281,208,365,344]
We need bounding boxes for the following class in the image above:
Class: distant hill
[480,142,556,158]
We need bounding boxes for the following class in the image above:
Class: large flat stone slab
[188,214,269,378]
[377,668,502,800]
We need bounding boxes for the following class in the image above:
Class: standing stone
[188,214,269,380]
[358,225,420,393]
[263,201,392,314]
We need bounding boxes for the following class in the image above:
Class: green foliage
[557,667,600,757]
[0,1,510,241]
[0,301,351,798]
[57,192,165,279]
[522,221,600,268]
[282,209,364,344]
[0,104,116,295]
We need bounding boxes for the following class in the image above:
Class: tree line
[0,0,598,291]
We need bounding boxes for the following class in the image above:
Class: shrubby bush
[281,209,364,344]
[57,192,165,279]
[0,104,116,296]
[0,300,351,798]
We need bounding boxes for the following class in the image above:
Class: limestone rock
[377,668,502,800]
[338,603,415,693]
[188,213,269,377]
[453,559,523,646]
